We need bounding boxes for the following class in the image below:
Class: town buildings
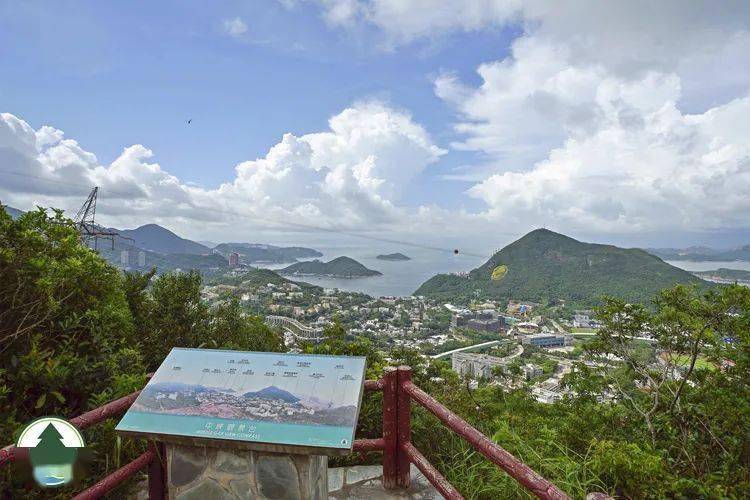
[520,333,573,348]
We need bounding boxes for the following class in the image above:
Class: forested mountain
[117,224,210,255]
[416,228,708,307]
[279,256,381,277]
[0,205,23,220]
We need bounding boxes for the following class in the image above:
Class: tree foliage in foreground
[0,207,282,498]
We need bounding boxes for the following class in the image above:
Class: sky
[1,0,750,252]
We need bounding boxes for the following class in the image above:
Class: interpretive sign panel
[116,348,366,453]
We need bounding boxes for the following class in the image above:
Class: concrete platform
[328,465,443,500]
[131,464,443,499]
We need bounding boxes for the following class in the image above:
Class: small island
[376,252,411,261]
[279,256,382,278]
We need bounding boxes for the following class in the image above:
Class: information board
[116,348,366,452]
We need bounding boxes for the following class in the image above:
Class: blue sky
[2,1,749,249]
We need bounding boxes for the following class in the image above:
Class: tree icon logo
[16,417,85,487]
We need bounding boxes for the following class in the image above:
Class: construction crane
[73,187,122,250]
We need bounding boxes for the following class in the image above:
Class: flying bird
[187,119,192,124]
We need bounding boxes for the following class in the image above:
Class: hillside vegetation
[416,229,708,307]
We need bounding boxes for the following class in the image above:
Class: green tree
[29,424,77,467]
[208,299,284,352]
[140,270,209,368]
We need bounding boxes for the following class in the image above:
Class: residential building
[451,352,509,379]
[521,333,573,348]
[228,252,240,267]
[522,363,543,380]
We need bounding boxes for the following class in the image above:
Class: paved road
[430,340,502,359]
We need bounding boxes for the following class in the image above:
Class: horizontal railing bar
[364,379,384,392]
[353,438,386,452]
[402,442,464,500]
[70,390,142,429]
[72,449,155,500]
[401,381,570,500]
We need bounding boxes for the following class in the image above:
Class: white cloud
[0,102,446,237]
[303,1,750,234]
[223,17,248,38]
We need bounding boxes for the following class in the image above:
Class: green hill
[415,228,708,307]
[279,256,381,278]
[117,224,210,254]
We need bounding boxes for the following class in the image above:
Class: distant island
[279,256,382,278]
[376,252,411,261]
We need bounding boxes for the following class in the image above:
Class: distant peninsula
[647,244,750,262]
[694,268,750,285]
[376,252,411,261]
[213,242,322,264]
[279,256,382,278]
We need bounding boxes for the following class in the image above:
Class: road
[430,340,502,359]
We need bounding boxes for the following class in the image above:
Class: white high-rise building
[138,251,146,267]
[120,250,129,266]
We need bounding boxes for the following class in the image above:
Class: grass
[672,354,716,370]
[491,265,508,281]
[571,327,597,333]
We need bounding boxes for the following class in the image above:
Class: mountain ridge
[647,244,750,262]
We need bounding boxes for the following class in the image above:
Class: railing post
[147,441,167,499]
[382,367,399,489]
[396,366,412,489]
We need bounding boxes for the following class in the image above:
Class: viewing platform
[131,464,440,499]
[2,366,574,499]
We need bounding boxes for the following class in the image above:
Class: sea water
[256,244,487,298]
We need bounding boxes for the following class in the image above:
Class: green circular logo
[17,417,85,488]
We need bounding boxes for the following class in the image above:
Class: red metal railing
[2,367,569,499]
[374,366,569,500]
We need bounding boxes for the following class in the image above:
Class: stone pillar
[166,443,328,500]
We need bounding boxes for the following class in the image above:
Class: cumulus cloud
[0,102,446,236]
[223,17,248,38]
[303,1,750,234]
